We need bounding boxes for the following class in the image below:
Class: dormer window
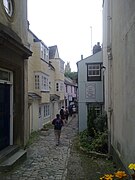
[40,43,49,62]
[3,0,13,17]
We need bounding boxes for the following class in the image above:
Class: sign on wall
[85,83,96,99]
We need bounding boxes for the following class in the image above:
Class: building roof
[76,50,103,65]
[49,45,57,59]
[28,29,41,42]
[64,77,77,86]
[50,94,60,101]
[28,92,41,99]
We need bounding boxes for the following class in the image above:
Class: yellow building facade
[28,31,65,132]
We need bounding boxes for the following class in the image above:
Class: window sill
[41,90,50,93]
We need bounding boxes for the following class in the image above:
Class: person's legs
[57,130,61,144]
[62,118,65,125]
[54,130,59,145]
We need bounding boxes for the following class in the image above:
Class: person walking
[68,105,73,117]
[65,106,69,124]
[60,106,65,123]
[52,114,64,146]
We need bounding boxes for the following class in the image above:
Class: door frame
[0,68,13,146]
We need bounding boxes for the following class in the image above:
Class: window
[0,68,13,84]
[41,75,49,91]
[56,82,64,92]
[56,83,59,91]
[87,63,101,81]
[60,60,64,72]
[94,106,101,116]
[35,75,40,89]
[74,87,77,94]
[43,104,50,117]
[87,104,102,117]
[0,69,10,81]
[3,0,13,17]
[60,82,63,91]
[35,73,49,91]
[71,86,72,93]
[40,43,49,61]
[39,107,41,118]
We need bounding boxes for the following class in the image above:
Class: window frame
[87,104,102,117]
[40,43,49,62]
[35,72,49,92]
[56,81,64,92]
[56,82,59,91]
[43,104,50,118]
[87,63,101,81]
[3,0,13,17]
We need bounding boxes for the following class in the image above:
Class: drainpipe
[107,0,113,155]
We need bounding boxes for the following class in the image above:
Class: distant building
[64,77,78,108]
[65,62,71,73]
[49,45,65,113]
[77,51,103,132]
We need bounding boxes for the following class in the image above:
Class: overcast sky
[27,0,102,71]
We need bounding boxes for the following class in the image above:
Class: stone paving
[0,115,78,180]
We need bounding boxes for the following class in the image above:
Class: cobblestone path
[0,115,78,180]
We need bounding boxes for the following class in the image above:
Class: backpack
[54,118,63,130]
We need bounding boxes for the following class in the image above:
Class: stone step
[0,149,27,172]
[0,145,19,163]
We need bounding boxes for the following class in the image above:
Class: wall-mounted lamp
[101,65,106,70]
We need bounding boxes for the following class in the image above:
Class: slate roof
[64,77,77,86]
[49,45,57,59]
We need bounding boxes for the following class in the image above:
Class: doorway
[0,83,10,150]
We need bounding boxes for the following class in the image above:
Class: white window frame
[88,105,102,117]
[35,72,49,92]
[88,64,100,77]
[40,43,49,62]
[56,81,64,92]
[35,74,40,90]
[43,104,50,118]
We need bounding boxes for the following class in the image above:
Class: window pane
[0,70,10,81]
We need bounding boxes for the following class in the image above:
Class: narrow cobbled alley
[0,115,115,180]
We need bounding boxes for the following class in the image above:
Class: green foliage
[87,107,97,137]
[25,131,40,148]
[79,130,108,154]
[94,111,107,132]
[90,131,108,153]
[80,111,108,154]
[64,71,78,82]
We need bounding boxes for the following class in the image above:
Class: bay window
[35,72,49,91]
